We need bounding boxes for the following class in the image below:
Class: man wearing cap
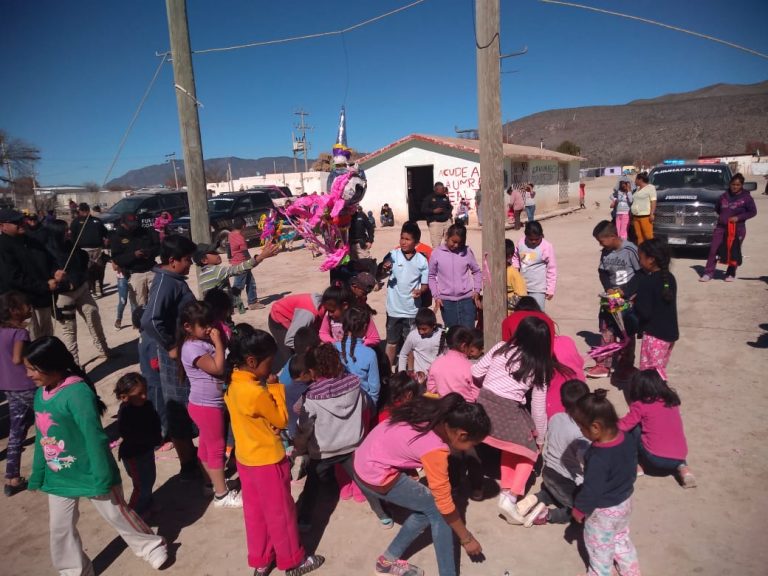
[110,213,160,308]
[0,209,66,338]
[421,181,453,247]
[22,210,51,245]
[70,203,109,296]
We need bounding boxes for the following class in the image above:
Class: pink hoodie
[427,350,479,401]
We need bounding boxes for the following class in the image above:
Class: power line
[101,53,169,188]
[540,0,768,60]
[155,0,427,56]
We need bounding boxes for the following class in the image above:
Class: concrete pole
[166,0,210,244]
[476,0,505,346]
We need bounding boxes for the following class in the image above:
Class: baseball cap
[0,208,24,224]
[350,272,376,293]
[193,243,219,266]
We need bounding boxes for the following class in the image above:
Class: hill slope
[501,81,768,165]
[107,156,314,189]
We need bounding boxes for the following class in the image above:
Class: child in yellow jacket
[225,325,324,576]
[506,239,528,312]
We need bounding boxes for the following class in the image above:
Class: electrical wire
[156,0,428,56]
[101,53,169,188]
[472,0,499,50]
[540,0,768,60]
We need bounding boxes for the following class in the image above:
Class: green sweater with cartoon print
[29,378,121,498]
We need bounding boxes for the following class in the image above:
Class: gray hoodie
[294,372,367,460]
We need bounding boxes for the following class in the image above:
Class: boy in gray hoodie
[293,344,391,529]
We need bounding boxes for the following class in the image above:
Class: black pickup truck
[650,163,756,248]
[168,190,290,253]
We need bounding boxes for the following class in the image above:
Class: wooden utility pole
[166,0,210,245]
[476,0,505,346]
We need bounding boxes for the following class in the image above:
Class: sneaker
[531,506,550,526]
[380,517,394,530]
[375,555,424,576]
[516,493,539,516]
[523,502,547,528]
[699,274,712,282]
[498,493,526,525]
[678,465,697,489]
[114,320,122,330]
[147,543,168,570]
[253,561,276,575]
[285,554,325,576]
[4,478,28,497]
[213,489,243,508]
[724,275,735,282]
[586,365,611,379]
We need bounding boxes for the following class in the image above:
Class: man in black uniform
[420,181,453,247]
[70,202,109,295]
[110,213,160,309]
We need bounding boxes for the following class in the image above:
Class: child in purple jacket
[701,172,757,282]
[428,223,482,328]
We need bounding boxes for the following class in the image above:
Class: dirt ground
[2,179,767,575]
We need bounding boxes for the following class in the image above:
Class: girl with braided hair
[635,238,678,371]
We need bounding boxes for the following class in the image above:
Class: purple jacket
[715,190,757,235]
[428,244,483,301]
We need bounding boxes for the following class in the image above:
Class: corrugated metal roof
[359,133,585,166]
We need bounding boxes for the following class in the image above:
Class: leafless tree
[0,130,41,183]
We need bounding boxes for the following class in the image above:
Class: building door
[558,163,570,203]
[406,165,434,221]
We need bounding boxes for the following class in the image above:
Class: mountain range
[107,81,768,187]
[106,156,314,189]
[499,80,768,166]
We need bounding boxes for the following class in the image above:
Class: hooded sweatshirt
[140,267,196,350]
[714,189,757,235]
[294,372,366,460]
[427,244,483,301]
[512,237,557,295]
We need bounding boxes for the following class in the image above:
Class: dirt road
[2,188,766,575]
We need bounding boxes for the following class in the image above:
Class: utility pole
[294,109,312,172]
[476,0,505,346]
[166,152,180,190]
[165,0,210,245]
[1,140,16,207]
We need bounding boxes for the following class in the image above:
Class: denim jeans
[440,298,476,328]
[525,205,536,222]
[359,474,456,576]
[116,275,132,323]
[639,441,686,472]
[139,335,167,437]
[122,450,156,514]
[4,389,36,479]
[232,270,258,305]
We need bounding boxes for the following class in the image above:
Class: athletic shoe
[4,478,27,497]
[724,275,735,282]
[253,561,275,575]
[699,274,712,282]
[285,555,325,576]
[586,365,611,379]
[213,489,243,508]
[379,517,394,530]
[532,506,550,526]
[516,493,540,516]
[375,556,424,575]
[147,544,168,570]
[523,502,548,528]
[114,320,121,330]
[678,465,697,488]
[498,493,525,525]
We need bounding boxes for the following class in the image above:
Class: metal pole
[165,0,210,245]
[476,0,505,346]
[172,158,179,190]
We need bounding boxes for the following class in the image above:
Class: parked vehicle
[168,190,287,252]
[243,185,293,207]
[101,190,189,232]
[650,163,756,248]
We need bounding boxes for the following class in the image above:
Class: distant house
[357,134,583,223]
[698,152,763,177]
[602,166,622,176]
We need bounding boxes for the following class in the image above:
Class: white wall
[208,171,329,196]
[362,145,481,222]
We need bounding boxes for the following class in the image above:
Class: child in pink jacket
[512,221,557,312]
[427,326,479,401]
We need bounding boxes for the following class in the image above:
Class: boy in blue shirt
[379,221,429,367]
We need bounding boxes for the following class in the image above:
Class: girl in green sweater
[25,337,168,575]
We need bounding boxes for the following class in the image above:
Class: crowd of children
[2,210,701,576]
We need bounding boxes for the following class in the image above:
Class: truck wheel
[215,230,230,254]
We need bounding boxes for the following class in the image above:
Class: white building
[208,171,329,196]
[357,134,583,223]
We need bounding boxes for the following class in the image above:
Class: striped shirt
[198,260,255,296]
[471,341,548,444]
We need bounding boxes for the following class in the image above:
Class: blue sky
[2,0,766,185]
